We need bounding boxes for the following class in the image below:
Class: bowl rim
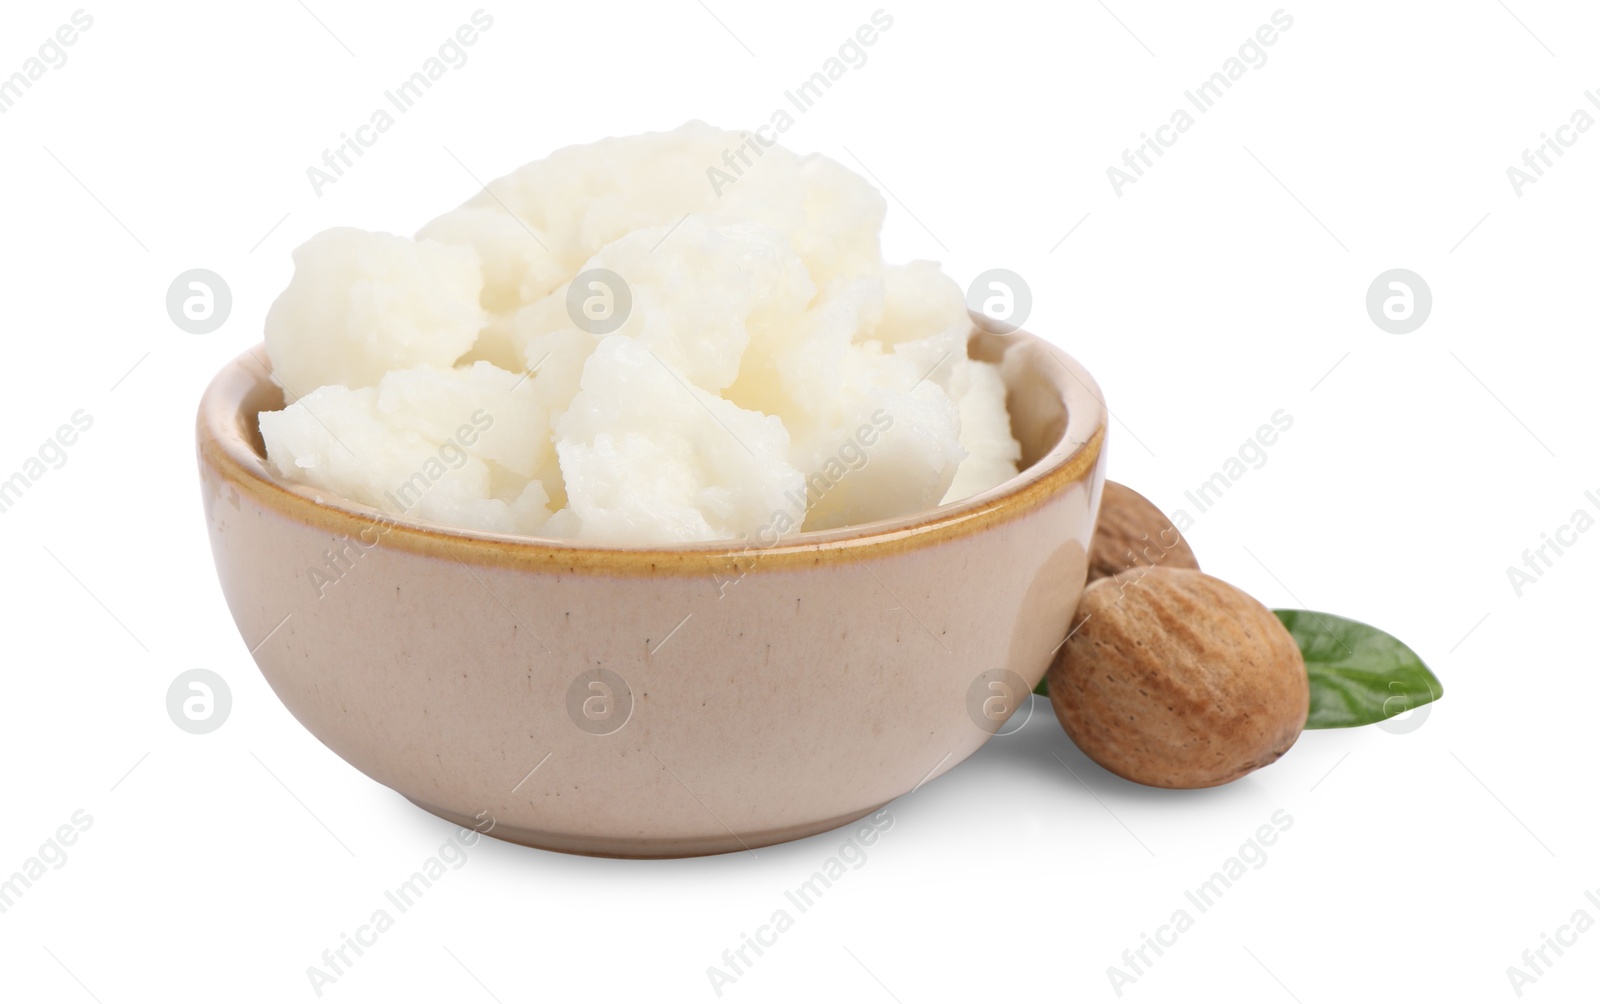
[197,326,1106,574]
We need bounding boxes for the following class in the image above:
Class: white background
[1,1,1595,1001]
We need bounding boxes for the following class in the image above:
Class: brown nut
[1047,566,1307,789]
[1087,481,1199,583]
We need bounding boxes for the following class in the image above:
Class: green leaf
[1274,609,1443,729]
[1033,677,1049,697]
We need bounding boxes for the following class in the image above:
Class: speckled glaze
[196,325,1108,857]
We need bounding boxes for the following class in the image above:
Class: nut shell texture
[1048,567,1308,788]
[1087,481,1200,583]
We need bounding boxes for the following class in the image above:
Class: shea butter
[260,123,1022,545]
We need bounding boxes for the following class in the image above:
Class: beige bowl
[196,326,1107,857]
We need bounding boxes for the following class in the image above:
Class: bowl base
[405,797,892,859]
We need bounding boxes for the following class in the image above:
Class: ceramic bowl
[196,324,1107,857]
